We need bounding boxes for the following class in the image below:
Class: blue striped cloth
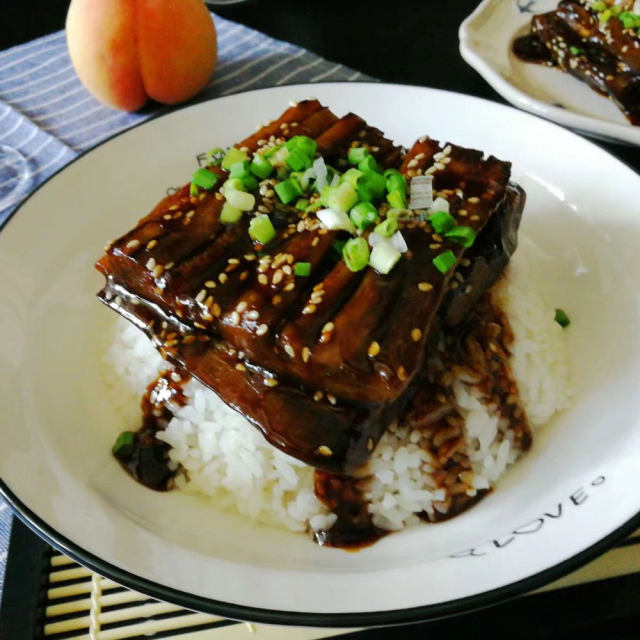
[0,12,367,602]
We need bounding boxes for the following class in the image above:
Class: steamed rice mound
[104,253,570,536]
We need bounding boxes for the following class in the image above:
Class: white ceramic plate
[1,83,640,626]
[459,0,640,146]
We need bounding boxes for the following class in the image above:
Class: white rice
[103,256,570,536]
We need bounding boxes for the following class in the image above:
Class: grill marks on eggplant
[96,101,524,475]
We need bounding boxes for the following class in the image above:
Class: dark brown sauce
[313,471,387,549]
[113,369,190,491]
[112,290,529,548]
[512,34,553,64]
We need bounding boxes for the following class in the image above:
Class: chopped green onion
[250,155,274,179]
[619,11,640,28]
[385,170,407,194]
[432,250,457,274]
[220,202,243,223]
[350,202,379,230]
[286,135,317,158]
[299,167,317,191]
[554,308,571,328]
[358,155,383,175]
[591,1,606,11]
[294,261,311,276]
[285,149,310,172]
[221,147,249,170]
[189,182,199,197]
[374,216,398,238]
[226,189,255,211]
[206,147,225,165]
[276,166,290,180]
[600,8,612,21]
[370,241,401,274]
[428,210,456,233]
[342,237,370,272]
[348,147,370,164]
[249,214,276,244]
[270,146,291,168]
[444,225,476,248]
[323,182,358,214]
[342,168,363,187]
[229,161,251,179]
[295,198,309,211]
[569,46,584,55]
[112,431,135,460]
[357,172,386,202]
[264,143,284,158]
[275,177,303,204]
[317,208,356,233]
[387,190,406,209]
[222,178,245,193]
[192,168,218,191]
[609,4,622,16]
[241,175,259,191]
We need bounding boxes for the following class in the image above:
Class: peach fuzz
[66,0,217,111]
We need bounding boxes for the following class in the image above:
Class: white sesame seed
[246,310,259,320]
[316,445,333,456]
[196,289,206,302]
[219,273,228,284]
[126,239,141,249]
[264,377,278,387]
[368,341,380,357]
[256,324,268,336]
[302,347,311,362]
[236,301,248,313]
[284,344,295,358]
[146,258,156,270]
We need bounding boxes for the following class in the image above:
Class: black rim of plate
[1,83,640,628]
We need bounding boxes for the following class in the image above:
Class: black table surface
[2,1,640,637]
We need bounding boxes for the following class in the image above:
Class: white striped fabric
[0,11,369,600]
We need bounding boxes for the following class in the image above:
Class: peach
[66,0,217,111]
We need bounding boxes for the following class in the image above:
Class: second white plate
[459,0,640,146]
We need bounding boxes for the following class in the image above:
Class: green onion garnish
[250,155,274,179]
[569,46,584,55]
[275,177,303,204]
[358,155,383,175]
[249,214,276,244]
[225,189,255,211]
[357,172,386,202]
[221,147,249,170]
[385,170,407,194]
[554,308,571,328]
[370,241,401,274]
[374,216,398,238]
[350,202,379,230]
[206,147,225,165]
[348,147,370,165]
[591,1,606,11]
[285,135,317,158]
[428,210,456,234]
[294,261,312,276]
[189,182,199,197]
[342,237,370,272]
[342,168,363,188]
[192,168,218,191]
[241,175,259,191]
[432,250,457,274]
[295,198,309,211]
[229,161,251,179]
[285,149,310,172]
[112,431,135,460]
[444,225,476,248]
[619,11,640,28]
[387,190,406,209]
[600,8,612,21]
[323,182,358,214]
[220,202,243,223]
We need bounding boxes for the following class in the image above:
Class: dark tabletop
[1,1,640,637]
